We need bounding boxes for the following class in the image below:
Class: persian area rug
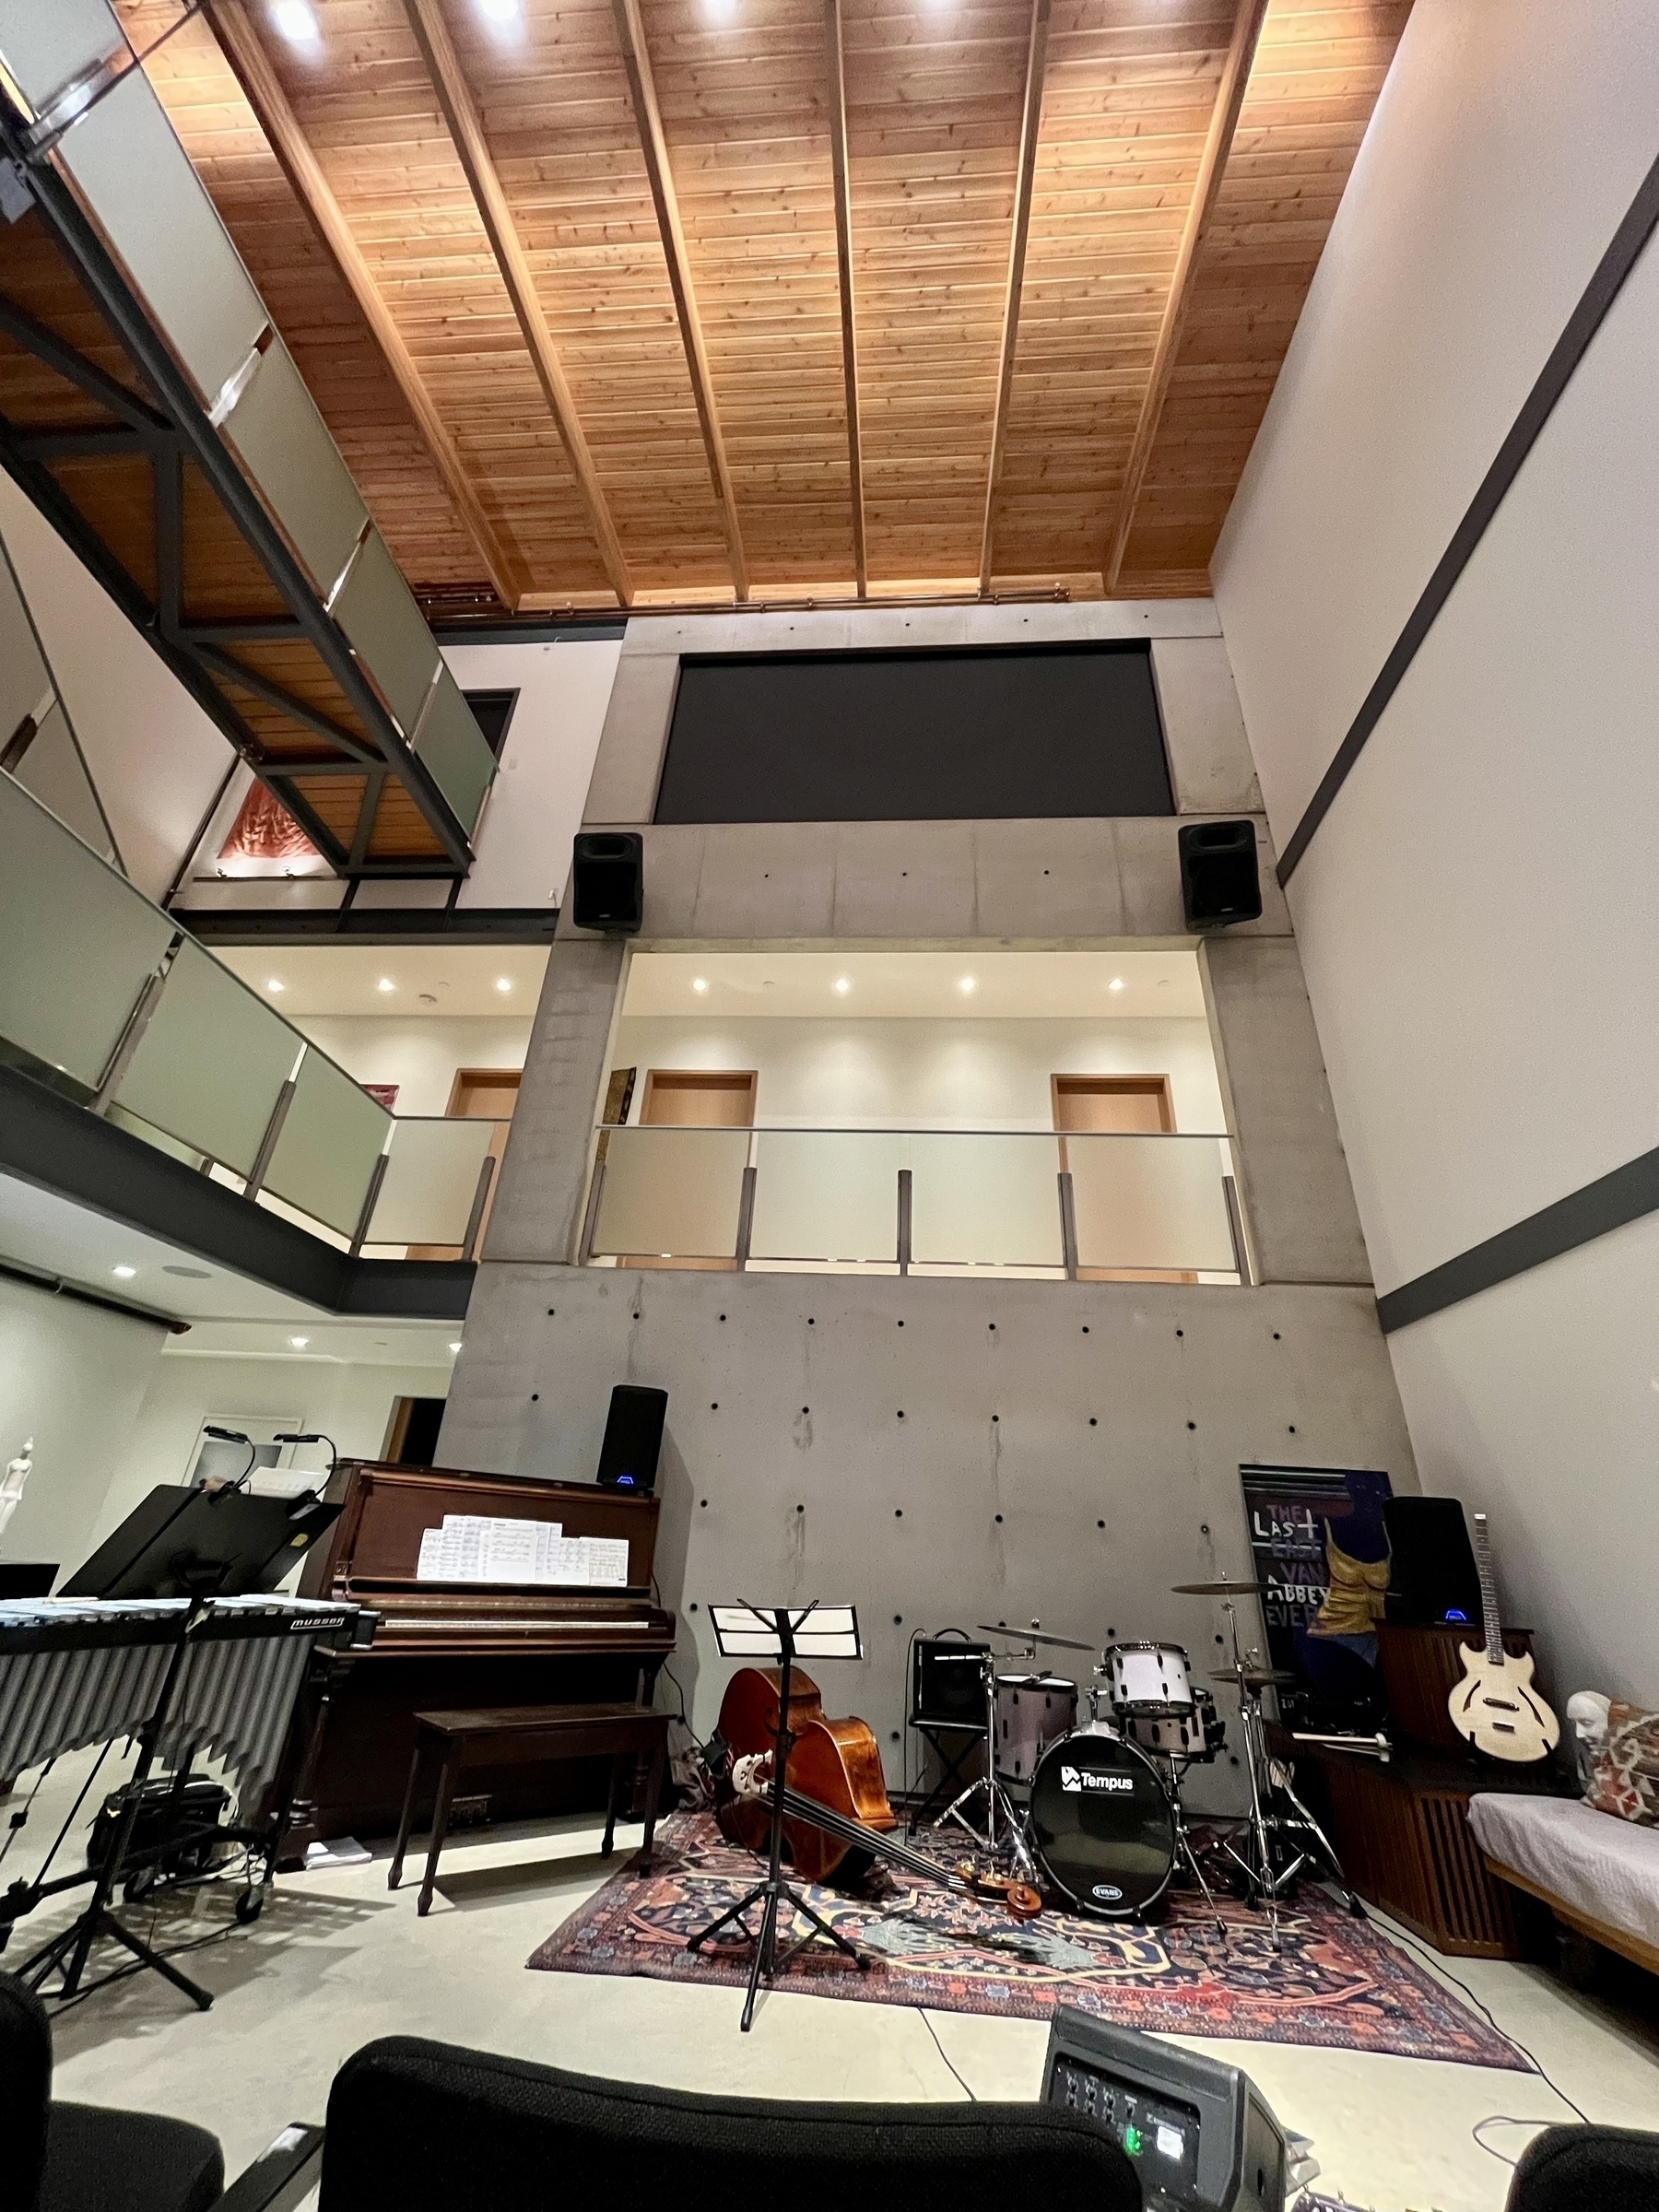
[527,1814,1529,2070]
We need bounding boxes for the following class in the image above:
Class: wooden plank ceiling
[117,0,1408,609]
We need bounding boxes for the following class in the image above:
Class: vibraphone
[0,1594,373,2005]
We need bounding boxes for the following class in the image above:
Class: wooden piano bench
[388,1704,672,1918]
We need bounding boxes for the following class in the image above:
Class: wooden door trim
[639,1067,758,1126]
[444,1065,524,1117]
[1050,1072,1176,1133]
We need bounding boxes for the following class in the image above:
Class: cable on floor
[916,2007,975,2100]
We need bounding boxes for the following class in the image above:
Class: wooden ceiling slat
[978,0,1049,590]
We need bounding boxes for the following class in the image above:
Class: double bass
[713,1665,1041,1919]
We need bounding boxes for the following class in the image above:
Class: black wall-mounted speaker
[1179,819,1263,928]
[595,1384,667,1494]
[1382,1497,1482,1625]
[571,831,643,933]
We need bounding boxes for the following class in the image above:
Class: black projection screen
[653,643,1173,823]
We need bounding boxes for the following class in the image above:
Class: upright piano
[293,1461,677,1843]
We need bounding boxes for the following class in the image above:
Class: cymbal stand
[937,1648,1036,1881]
[1156,1752,1227,1942]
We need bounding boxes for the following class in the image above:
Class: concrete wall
[1212,0,1659,1704]
[441,594,1410,1789]
[0,1274,168,1582]
[441,1266,1415,1806]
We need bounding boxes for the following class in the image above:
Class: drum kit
[922,1582,1358,1949]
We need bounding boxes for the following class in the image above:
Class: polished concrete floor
[7,1748,1657,2212]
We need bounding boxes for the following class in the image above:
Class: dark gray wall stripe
[1377,1148,1659,1333]
[1278,148,1659,887]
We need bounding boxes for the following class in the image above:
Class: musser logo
[1060,1764,1135,1794]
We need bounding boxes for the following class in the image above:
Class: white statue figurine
[0,1436,34,1540]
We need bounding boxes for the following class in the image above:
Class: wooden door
[408,1067,520,1259]
[1051,1074,1192,1282]
[629,1068,757,1268]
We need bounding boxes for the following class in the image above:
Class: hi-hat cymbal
[1171,1579,1270,1597]
[1209,1667,1297,1688]
[975,1625,1096,1653]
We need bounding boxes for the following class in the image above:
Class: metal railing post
[243,1070,299,1202]
[1057,1170,1078,1280]
[1222,1171,1253,1287]
[91,933,182,1112]
[577,1159,606,1265]
[348,1150,390,1258]
[896,1168,912,1276]
[460,1153,497,1261]
[735,1163,757,1268]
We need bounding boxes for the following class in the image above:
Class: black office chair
[0,1971,320,2212]
[1506,2124,1659,2211]
[317,2035,1143,2212]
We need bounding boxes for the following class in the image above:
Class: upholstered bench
[1469,1792,1659,1978]
[389,1703,670,1917]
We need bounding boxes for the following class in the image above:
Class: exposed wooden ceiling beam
[205,0,524,613]
[1100,0,1270,594]
[823,0,865,597]
[399,0,635,609]
[610,0,750,602]
[978,0,1051,595]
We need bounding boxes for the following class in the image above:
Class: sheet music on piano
[416,1513,629,1589]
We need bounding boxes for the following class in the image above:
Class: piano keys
[293,1462,677,1841]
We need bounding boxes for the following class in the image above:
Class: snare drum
[1100,1641,1194,1718]
[994,1673,1078,1783]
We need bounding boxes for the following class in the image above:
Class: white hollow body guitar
[1447,1512,1559,1762]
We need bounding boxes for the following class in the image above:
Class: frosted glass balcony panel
[221,339,369,603]
[592,1128,748,1260]
[1069,1135,1237,1274]
[749,1132,903,1263]
[13,706,113,860]
[368,1118,496,1247]
[0,772,172,1086]
[114,940,301,1173]
[332,529,441,738]
[910,1134,1063,1268]
[264,1050,391,1238]
[412,665,497,836]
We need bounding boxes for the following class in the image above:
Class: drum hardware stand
[906,1719,985,1833]
[1214,1600,1359,1949]
[688,1604,867,2032]
[1157,1757,1228,1942]
[937,1647,1037,1882]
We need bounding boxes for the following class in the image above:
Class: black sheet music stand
[688,1601,868,2030]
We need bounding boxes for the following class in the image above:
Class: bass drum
[1029,1730,1175,1919]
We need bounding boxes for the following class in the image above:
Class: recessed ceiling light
[112,1265,137,1279]
[702,0,737,21]
[692,976,710,994]
[289,1335,310,1349]
[449,1341,463,1354]
[265,978,285,994]
[376,977,395,994]
[478,0,519,18]
[1108,977,1125,993]
[494,977,512,993]
[958,976,977,994]
[833,977,852,995]
[271,0,320,43]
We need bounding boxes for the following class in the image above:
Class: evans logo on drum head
[1090,1883,1124,1901]
[1060,1763,1135,1794]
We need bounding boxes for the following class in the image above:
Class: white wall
[1212,0,1659,1705]
[294,1017,533,1117]
[611,1017,1228,1135]
[0,473,231,902]
[443,638,621,909]
[0,1275,167,1581]
[88,1351,453,1558]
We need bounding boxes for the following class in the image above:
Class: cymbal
[1171,1580,1270,1597]
[976,1626,1096,1653]
[1209,1667,1297,1688]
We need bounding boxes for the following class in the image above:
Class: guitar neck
[1472,1512,1503,1662]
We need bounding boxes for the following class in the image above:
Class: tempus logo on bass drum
[1060,1764,1135,1794]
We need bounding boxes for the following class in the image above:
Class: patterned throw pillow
[1585,1702,1659,1827]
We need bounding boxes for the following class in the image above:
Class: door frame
[638,1067,759,1126]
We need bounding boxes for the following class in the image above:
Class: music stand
[688,1602,868,2030]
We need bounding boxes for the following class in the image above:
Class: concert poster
[1237,1464,1395,1735]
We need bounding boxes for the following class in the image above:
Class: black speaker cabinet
[1178,819,1262,928]
[1382,1496,1482,1626]
[571,831,643,933]
[911,1637,992,1729]
[596,1384,667,1494]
